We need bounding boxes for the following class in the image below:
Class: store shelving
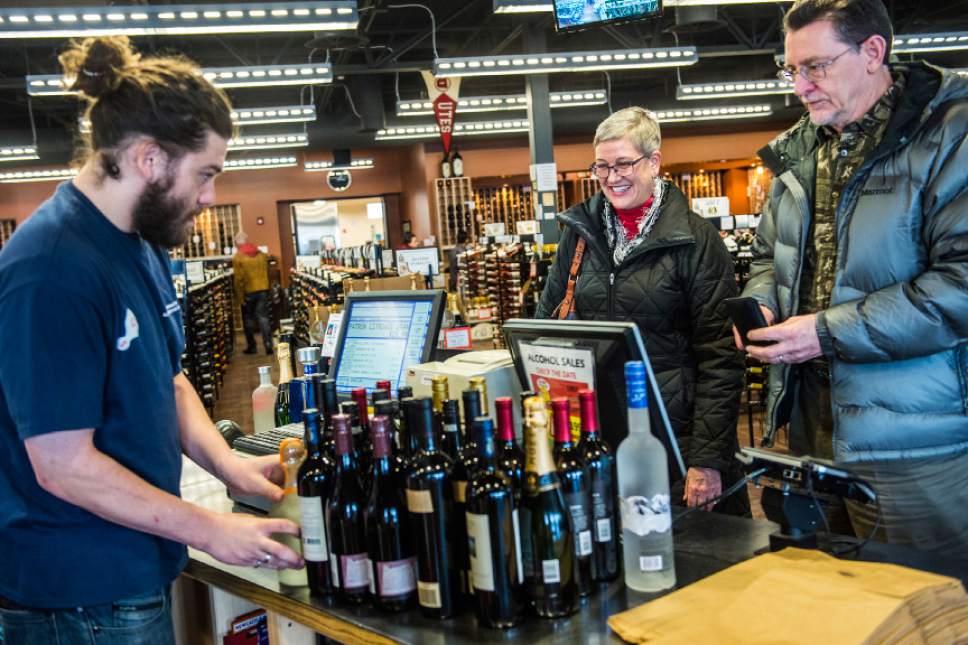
[181,272,235,413]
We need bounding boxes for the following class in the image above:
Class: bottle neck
[259,371,273,387]
[305,421,324,459]
[627,405,654,437]
[524,422,556,478]
[278,360,292,384]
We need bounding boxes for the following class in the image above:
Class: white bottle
[272,438,308,588]
[616,361,676,593]
[251,366,276,435]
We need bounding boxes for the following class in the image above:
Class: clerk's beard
[132,171,200,249]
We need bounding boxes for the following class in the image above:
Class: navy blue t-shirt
[0,182,187,608]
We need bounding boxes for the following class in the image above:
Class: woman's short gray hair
[593,107,661,155]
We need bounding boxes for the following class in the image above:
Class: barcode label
[417,581,441,608]
[297,496,329,561]
[330,554,340,588]
[542,559,561,584]
[578,530,593,556]
[596,518,612,542]
[639,555,663,572]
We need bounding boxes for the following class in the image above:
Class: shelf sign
[691,196,730,218]
[186,261,205,284]
[443,326,472,350]
[422,71,461,155]
[520,341,595,411]
[320,312,344,358]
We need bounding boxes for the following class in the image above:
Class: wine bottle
[551,397,593,597]
[252,366,276,435]
[327,414,370,604]
[350,388,374,471]
[371,388,391,406]
[452,401,476,600]
[376,379,392,393]
[461,388,482,444]
[316,376,338,457]
[297,346,321,411]
[451,147,464,178]
[495,396,523,504]
[397,396,418,458]
[440,399,462,465]
[404,397,457,618]
[274,343,292,426]
[288,376,305,425]
[365,415,418,611]
[520,397,578,618]
[617,362,675,593]
[431,375,449,426]
[397,385,413,400]
[273,438,308,588]
[440,152,452,179]
[578,389,619,583]
[297,409,335,596]
[350,387,371,433]
[469,376,489,419]
[465,416,523,629]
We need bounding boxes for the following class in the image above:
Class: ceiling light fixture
[492,0,784,11]
[0,167,77,183]
[433,47,697,78]
[224,156,298,171]
[27,63,333,96]
[677,79,793,100]
[230,104,317,125]
[0,2,357,39]
[304,158,374,171]
[396,89,606,116]
[375,119,530,141]
[0,146,40,162]
[651,104,773,123]
[893,31,968,53]
[227,133,308,151]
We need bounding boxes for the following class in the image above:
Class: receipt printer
[405,349,523,431]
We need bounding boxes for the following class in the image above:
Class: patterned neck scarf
[602,177,665,267]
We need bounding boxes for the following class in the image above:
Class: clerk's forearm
[174,372,235,481]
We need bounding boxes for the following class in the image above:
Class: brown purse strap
[556,237,586,320]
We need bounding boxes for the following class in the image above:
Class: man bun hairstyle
[59,36,234,179]
[784,0,894,63]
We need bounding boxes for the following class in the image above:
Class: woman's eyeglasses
[589,154,647,180]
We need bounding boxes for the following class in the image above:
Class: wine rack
[0,219,15,249]
[664,169,725,202]
[175,204,242,259]
[434,177,474,247]
[181,272,235,414]
[474,183,534,237]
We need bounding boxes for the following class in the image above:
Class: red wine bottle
[440,399,463,465]
[455,389,483,599]
[297,408,336,596]
[551,397,593,597]
[577,390,619,583]
[466,416,524,629]
[495,397,523,503]
[365,415,417,611]
[327,413,370,604]
[405,397,457,618]
[375,399,409,490]
[340,400,372,475]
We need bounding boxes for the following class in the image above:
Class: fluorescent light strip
[230,104,316,125]
[0,2,357,39]
[651,104,773,123]
[28,63,333,96]
[396,89,607,116]
[492,0,783,12]
[376,120,530,141]
[304,158,374,171]
[0,167,77,183]
[0,146,39,162]
[893,31,968,53]
[227,133,308,151]
[434,47,697,77]
[677,79,793,100]
[955,68,968,78]
[224,156,297,171]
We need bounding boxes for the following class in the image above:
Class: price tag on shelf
[443,327,472,350]
[185,261,204,284]
[477,307,491,320]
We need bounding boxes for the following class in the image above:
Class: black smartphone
[724,297,774,346]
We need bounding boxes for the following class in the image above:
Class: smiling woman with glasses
[535,106,749,518]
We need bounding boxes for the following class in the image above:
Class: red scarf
[613,194,655,241]
[237,243,260,257]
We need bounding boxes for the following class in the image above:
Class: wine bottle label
[376,557,417,597]
[541,559,561,584]
[368,559,376,595]
[596,518,613,542]
[512,509,524,585]
[417,580,442,608]
[591,477,615,541]
[296,496,329,561]
[453,480,467,503]
[466,512,494,592]
[639,555,664,572]
[340,553,370,590]
[443,422,459,434]
[578,530,593,556]
[565,494,591,556]
[620,494,672,537]
[406,488,434,514]
[330,554,340,588]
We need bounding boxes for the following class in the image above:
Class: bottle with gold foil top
[272,438,308,588]
[274,343,293,427]
[469,375,489,418]
[519,397,578,617]
[431,375,450,416]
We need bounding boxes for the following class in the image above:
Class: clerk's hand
[218,454,286,503]
[683,467,722,511]
[198,512,304,570]
[732,305,775,350]
[746,313,822,365]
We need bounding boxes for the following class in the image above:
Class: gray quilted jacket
[536,183,744,474]
[743,62,968,463]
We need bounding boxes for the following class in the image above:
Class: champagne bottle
[578,389,619,583]
[617,362,675,593]
[252,366,276,435]
[466,416,523,629]
[520,397,578,618]
[274,343,292,426]
[495,396,524,504]
[551,397,593,597]
[273,438,308,588]
[297,409,335,595]
[327,414,370,604]
[405,397,457,618]
[366,415,418,611]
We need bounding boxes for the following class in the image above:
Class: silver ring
[778,354,784,363]
[253,561,261,569]
[262,554,273,563]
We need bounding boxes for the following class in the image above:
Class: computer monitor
[553,0,663,32]
[330,290,446,396]
[502,318,686,481]
[395,247,440,276]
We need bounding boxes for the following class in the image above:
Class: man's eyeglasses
[776,45,856,84]
[589,154,647,180]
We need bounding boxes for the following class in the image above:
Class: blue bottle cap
[624,361,649,409]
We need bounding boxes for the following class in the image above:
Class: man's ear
[126,137,168,183]
[860,34,888,74]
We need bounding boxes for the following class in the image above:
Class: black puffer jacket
[536,183,744,474]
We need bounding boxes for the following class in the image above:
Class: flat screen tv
[554,0,662,32]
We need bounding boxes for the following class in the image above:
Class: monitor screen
[554,0,662,31]
[502,318,686,481]
[331,290,446,396]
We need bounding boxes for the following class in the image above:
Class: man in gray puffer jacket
[738,0,968,555]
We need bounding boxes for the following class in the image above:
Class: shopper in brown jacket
[232,231,273,355]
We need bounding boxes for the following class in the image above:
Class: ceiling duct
[670,6,722,34]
